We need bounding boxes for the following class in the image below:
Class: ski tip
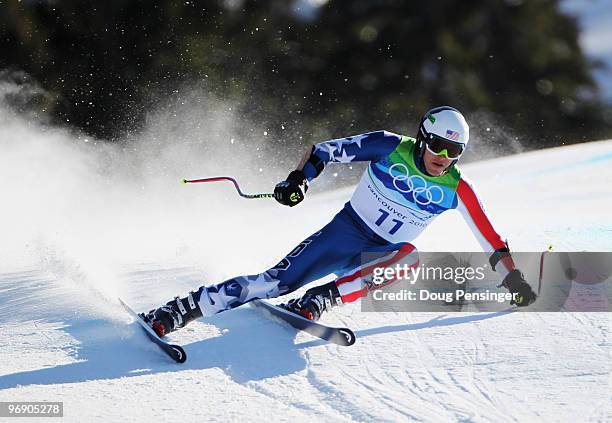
[337,328,356,346]
[181,178,188,184]
[171,345,187,363]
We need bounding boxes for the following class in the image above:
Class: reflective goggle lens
[425,136,464,159]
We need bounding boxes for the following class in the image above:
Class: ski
[118,298,187,363]
[252,299,356,346]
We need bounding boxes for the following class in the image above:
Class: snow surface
[0,130,611,422]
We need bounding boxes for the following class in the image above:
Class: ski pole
[181,176,275,199]
[537,244,554,296]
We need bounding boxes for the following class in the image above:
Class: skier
[142,106,537,337]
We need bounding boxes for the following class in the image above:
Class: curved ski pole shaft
[182,176,275,199]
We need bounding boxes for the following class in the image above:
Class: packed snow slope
[0,139,611,422]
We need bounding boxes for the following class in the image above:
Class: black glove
[502,269,537,307]
[274,170,308,207]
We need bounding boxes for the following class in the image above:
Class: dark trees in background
[0,0,609,147]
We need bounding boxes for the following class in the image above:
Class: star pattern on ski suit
[335,149,356,163]
[346,134,367,149]
[317,141,338,158]
[316,139,360,163]
[239,272,281,301]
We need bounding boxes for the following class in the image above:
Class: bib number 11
[374,209,404,235]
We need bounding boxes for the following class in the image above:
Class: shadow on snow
[0,306,510,389]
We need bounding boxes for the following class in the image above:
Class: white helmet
[416,106,469,166]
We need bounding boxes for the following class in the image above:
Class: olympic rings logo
[388,163,444,206]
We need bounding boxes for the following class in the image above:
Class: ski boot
[141,292,203,337]
[285,281,343,321]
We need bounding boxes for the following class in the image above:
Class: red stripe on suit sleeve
[456,179,507,250]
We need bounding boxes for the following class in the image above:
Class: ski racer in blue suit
[142,106,537,337]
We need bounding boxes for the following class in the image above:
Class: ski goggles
[423,134,465,159]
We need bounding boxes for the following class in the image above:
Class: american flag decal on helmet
[446,129,460,141]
